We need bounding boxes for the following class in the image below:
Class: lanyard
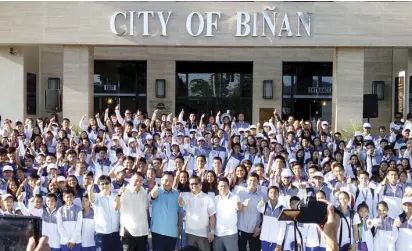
[361,189,369,202]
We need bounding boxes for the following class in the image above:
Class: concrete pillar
[146,60,175,116]
[63,46,93,123]
[0,47,25,121]
[332,48,365,132]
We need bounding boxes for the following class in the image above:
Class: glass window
[26,73,36,115]
[94,61,147,94]
[176,61,253,122]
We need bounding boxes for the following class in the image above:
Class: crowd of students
[0,106,411,251]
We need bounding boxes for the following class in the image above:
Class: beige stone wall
[39,46,64,119]
[0,47,25,121]
[95,47,334,122]
[363,48,393,132]
[62,46,94,124]
[1,2,412,47]
[332,48,365,132]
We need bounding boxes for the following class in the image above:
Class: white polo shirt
[214,192,239,237]
[92,193,120,234]
[182,191,216,238]
[120,187,150,237]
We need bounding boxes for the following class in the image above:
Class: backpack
[338,209,355,248]
[355,187,375,203]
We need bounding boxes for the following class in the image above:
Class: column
[63,46,93,123]
[0,47,25,120]
[146,60,175,116]
[332,48,365,132]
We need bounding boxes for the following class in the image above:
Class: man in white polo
[115,172,149,251]
[178,175,216,251]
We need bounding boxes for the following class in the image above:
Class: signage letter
[110,11,127,36]
[186,12,205,37]
[262,12,277,37]
[129,11,135,36]
[296,12,311,37]
[278,13,293,37]
[157,11,172,36]
[235,12,251,37]
[205,12,221,37]
[138,11,154,36]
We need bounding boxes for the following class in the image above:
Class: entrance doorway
[282,62,332,122]
[176,61,253,123]
[93,61,147,115]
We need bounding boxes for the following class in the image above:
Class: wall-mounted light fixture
[155,79,166,98]
[263,80,273,99]
[372,81,384,100]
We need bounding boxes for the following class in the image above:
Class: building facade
[0,1,411,131]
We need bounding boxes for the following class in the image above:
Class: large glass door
[282,62,332,122]
[94,61,147,115]
[176,61,253,123]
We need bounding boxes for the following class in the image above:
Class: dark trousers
[152,232,177,251]
[95,232,122,251]
[122,229,148,251]
[238,231,261,251]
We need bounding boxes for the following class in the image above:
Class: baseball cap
[2,165,13,172]
[2,194,13,201]
[256,133,264,139]
[402,196,412,205]
[363,123,371,128]
[321,121,329,126]
[114,165,125,174]
[250,125,257,129]
[197,137,205,142]
[313,171,324,178]
[263,122,270,127]
[281,169,293,178]
[146,134,153,140]
[56,176,66,182]
[47,163,58,170]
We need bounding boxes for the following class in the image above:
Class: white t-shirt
[214,193,239,237]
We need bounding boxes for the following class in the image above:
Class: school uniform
[357,216,374,251]
[284,221,304,251]
[42,207,61,250]
[257,201,286,251]
[376,183,404,219]
[303,223,326,251]
[354,186,378,218]
[395,213,412,251]
[82,209,96,251]
[372,216,397,251]
[56,204,83,251]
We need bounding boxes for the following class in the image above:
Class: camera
[279,197,328,225]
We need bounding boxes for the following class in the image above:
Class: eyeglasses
[100,182,110,186]
[189,183,198,186]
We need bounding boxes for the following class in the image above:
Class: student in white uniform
[283,196,305,251]
[335,191,360,251]
[303,191,327,251]
[375,167,404,219]
[394,197,412,251]
[355,203,374,251]
[81,194,96,251]
[257,186,286,251]
[372,201,397,251]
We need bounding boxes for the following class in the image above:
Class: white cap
[363,123,372,128]
[112,135,119,140]
[177,132,184,137]
[2,165,13,172]
[2,193,13,201]
[313,171,324,178]
[402,196,412,205]
[250,125,257,129]
[321,121,329,126]
[197,137,205,142]
[256,133,264,139]
[56,176,66,182]
[114,165,125,174]
[189,129,197,133]
[171,141,179,146]
[288,158,297,164]
[268,130,275,135]
[354,131,362,137]
[47,163,58,170]
[270,139,277,143]
[238,128,245,132]
[128,138,136,144]
[131,128,138,133]
[244,128,251,132]
[263,122,270,127]
[281,169,293,178]
[146,134,153,140]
